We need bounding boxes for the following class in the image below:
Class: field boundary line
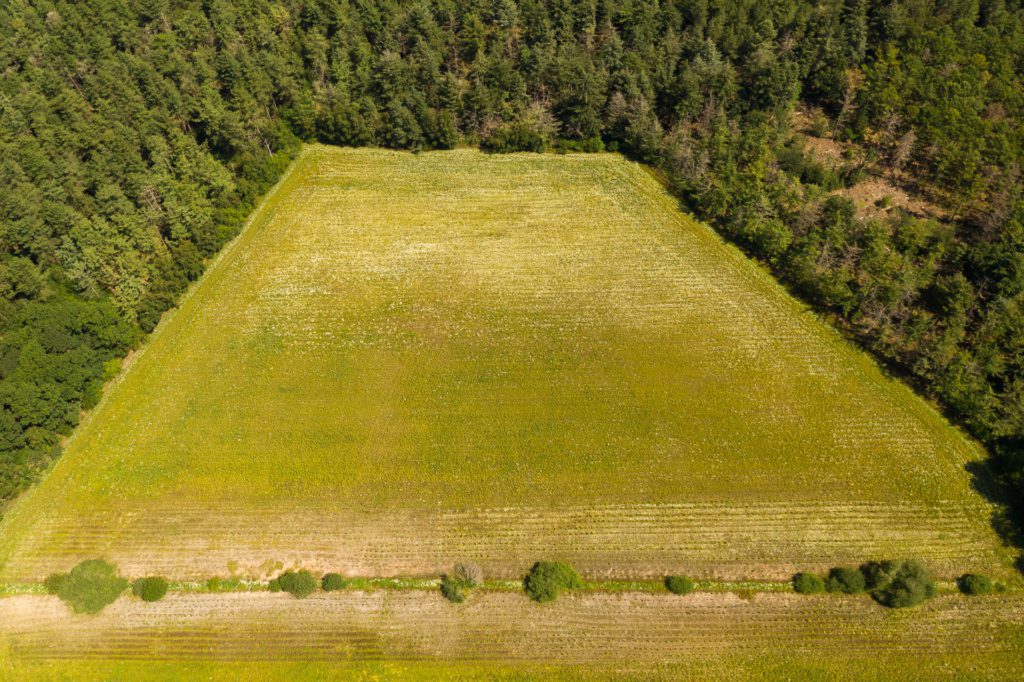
[0,149,313,536]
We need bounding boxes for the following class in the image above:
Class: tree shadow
[966,451,1024,575]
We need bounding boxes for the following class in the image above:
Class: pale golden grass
[0,591,1022,679]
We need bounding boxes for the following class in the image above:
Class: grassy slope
[0,146,1009,583]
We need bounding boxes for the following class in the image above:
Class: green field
[0,145,1010,584]
[0,145,1022,676]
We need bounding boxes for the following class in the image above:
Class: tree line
[1,0,1023,531]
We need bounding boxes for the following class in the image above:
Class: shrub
[809,111,831,137]
[872,561,937,608]
[44,572,67,595]
[523,561,582,603]
[664,575,695,595]
[481,123,546,153]
[439,574,466,603]
[439,563,483,603]
[826,567,866,594]
[51,559,128,614]
[775,143,841,189]
[554,137,605,153]
[859,560,898,590]
[268,578,281,592]
[841,165,868,187]
[322,573,346,592]
[277,570,318,599]
[207,577,221,591]
[792,572,825,594]
[957,573,994,596]
[453,563,483,587]
[132,576,169,602]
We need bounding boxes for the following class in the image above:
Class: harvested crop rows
[1,591,1022,678]
[0,501,1000,581]
[0,146,1009,585]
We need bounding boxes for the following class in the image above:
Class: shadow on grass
[967,449,1024,575]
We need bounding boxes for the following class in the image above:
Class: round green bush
[322,573,346,592]
[664,575,695,595]
[268,578,281,592]
[957,573,994,596]
[439,575,465,603]
[207,577,221,591]
[132,576,169,602]
[872,561,937,608]
[792,572,825,594]
[53,559,129,614]
[825,566,866,594]
[277,570,318,599]
[523,561,582,603]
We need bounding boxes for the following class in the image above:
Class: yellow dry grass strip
[1,501,1002,582]
[0,591,1021,672]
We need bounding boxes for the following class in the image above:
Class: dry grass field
[0,590,1022,680]
[0,145,1010,586]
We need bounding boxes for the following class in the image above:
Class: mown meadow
[0,146,1007,586]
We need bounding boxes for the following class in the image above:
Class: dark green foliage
[481,123,546,153]
[276,570,318,599]
[206,577,221,592]
[664,575,695,595]
[268,578,281,593]
[825,567,866,594]
[439,574,466,603]
[872,561,937,608]
[321,573,346,592]
[50,559,128,614]
[523,561,582,603]
[957,573,995,596]
[43,572,66,595]
[792,572,825,594]
[132,576,169,602]
[859,560,899,591]
[777,144,842,190]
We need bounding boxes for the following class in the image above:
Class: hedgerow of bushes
[269,570,318,599]
[37,557,996,615]
[793,560,938,608]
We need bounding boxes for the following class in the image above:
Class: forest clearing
[0,146,1008,588]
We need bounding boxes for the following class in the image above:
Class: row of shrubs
[42,558,1004,615]
[792,560,1004,608]
[439,562,699,604]
[42,561,347,613]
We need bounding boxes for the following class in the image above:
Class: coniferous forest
[1,0,1023,535]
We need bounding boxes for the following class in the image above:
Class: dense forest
[1,0,1023,537]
